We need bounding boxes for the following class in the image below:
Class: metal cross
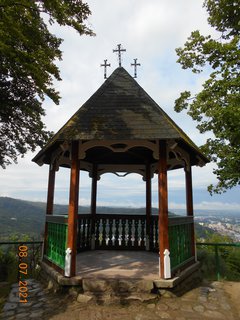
[113,44,126,67]
[100,59,111,79]
[131,58,141,78]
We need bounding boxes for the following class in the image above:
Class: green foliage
[0,0,93,168]
[197,232,240,281]
[175,0,240,194]
[0,240,43,284]
[0,248,17,282]
[0,246,16,311]
[226,248,240,280]
[195,223,217,240]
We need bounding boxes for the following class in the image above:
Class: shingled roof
[33,67,209,165]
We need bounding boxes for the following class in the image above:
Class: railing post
[215,245,220,281]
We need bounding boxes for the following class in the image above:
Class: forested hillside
[0,197,215,240]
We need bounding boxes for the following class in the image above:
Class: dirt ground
[222,281,240,319]
[2,280,240,320]
[47,281,240,320]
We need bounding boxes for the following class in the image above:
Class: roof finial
[113,44,126,67]
[131,58,141,78]
[100,59,111,79]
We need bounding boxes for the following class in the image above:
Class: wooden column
[90,163,98,249]
[146,163,152,250]
[44,164,56,255]
[185,165,196,257]
[46,164,56,215]
[158,140,169,278]
[67,141,80,277]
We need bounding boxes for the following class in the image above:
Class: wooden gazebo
[33,67,209,280]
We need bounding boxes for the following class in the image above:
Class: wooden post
[44,164,56,255]
[185,165,196,258]
[158,140,169,278]
[91,163,98,249]
[67,141,80,277]
[46,164,56,215]
[146,163,152,251]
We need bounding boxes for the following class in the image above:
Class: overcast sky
[1,0,239,212]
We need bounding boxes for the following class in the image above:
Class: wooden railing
[45,214,194,272]
[149,215,159,251]
[77,214,91,252]
[77,213,194,272]
[94,214,146,250]
[77,214,146,251]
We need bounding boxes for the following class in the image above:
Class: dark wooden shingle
[33,67,208,164]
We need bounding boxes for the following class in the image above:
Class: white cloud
[167,201,240,212]
[194,201,240,212]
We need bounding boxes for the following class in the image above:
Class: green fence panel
[169,223,193,270]
[46,222,68,269]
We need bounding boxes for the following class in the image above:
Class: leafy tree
[175,0,240,194]
[0,0,93,168]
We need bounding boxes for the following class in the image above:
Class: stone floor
[1,279,240,320]
[76,250,159,279]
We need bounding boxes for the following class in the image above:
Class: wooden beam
[90,164,98,248]
[185,165,195,257]
[158,140,169,278]
[146,163,152,250]
[67,141,80,277]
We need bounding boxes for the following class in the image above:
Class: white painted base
[64,248,72,277]
[164,249,171,279]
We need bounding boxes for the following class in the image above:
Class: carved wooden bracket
[78,140,159,160]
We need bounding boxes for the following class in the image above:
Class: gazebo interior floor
[76,250,159,280]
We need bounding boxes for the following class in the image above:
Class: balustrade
[77,214,92,252]
[76,213,194,263]
[93,214,146,250]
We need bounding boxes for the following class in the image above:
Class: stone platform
[40,250,201,297]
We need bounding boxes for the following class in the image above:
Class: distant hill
[0,197,45,240]
[0,197,215,241]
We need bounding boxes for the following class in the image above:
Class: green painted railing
[45,216,68,269]
[196,242,240,280]
[169,217,194,270]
